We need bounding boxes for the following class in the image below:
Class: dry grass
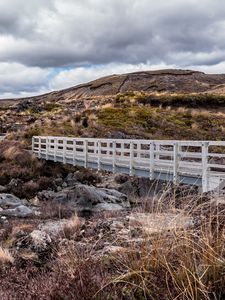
[61,214,83,239]
[0,247,14,265]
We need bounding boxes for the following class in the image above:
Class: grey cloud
[1,0,225,98]
[0,0,224,68]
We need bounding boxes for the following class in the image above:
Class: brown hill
[3,69,225,103]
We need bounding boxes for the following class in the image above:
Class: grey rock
[65,173,76,186]
[0,193,22,209]
[0,205,35,218]
[54,177,63,186]
[37,190,56,201]
[7,178,22,189]
[38,220,69,237]
[118,181,138,197]
[0,186,7,193]
[92,203,124,212]
[62,182,68,188]
[53,183,129,213]
[57,186,62,192]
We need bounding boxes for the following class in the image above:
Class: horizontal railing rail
[32,136,225,193]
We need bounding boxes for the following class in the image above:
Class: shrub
[43,102,61,112]
[74,169,102,185]
[37,176,56,191]
[22,181,39,199]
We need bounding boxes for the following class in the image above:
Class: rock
[7,178,22,188]
[103,245,127,255]
[92,203,124,212]
[114,174,129,184]
[37,190,56,201]
[65,173,76,186]
[53,183,130,213]
[0,193,22,209]
[57,186,62,192]
[0,186,7,193]
[0,205,36,218]
[118,180,138,197]
[128,212,193,235]
[62,182,68,188]
[55,177,63,186]
[38,220,70,238]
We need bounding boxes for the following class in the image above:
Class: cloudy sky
[0,0,225,98]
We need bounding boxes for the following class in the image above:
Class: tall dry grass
[98,192,225,300]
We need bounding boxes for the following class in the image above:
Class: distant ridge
[2,69,225,102]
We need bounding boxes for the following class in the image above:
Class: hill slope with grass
[3,69,225,103]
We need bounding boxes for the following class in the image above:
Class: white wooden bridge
[32,136,225,193]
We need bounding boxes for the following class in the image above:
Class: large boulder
[0,194,38,218]
[53,183,130,214]
[0,193,22,209]
[0,205,35,218]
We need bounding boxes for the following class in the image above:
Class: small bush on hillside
[43,102,61,112]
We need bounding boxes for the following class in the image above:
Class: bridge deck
[32,136,225,193]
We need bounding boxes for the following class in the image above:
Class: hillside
[0,69,225,142]
[3,69,225,104]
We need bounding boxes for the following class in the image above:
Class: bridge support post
[173,142,179,184]
[150,142,155,180]
[202,142,209,193]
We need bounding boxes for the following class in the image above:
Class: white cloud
[0,62,51,98]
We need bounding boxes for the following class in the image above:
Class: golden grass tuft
[0,247,14,265]
[61,214,83,239]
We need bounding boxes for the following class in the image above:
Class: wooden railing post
[54,138,57,162]
[73,139,76,166]
[173,142,179,184]
[46,138,49,160]
[150,141,155,180]
[38,137,41,159]
[32,137,34,153]
[130,141,134,176]
[84,140,88,168]
[112,141,116,173]
[98,140,101,171]
[62,138,66,164]
[202,142,209,193]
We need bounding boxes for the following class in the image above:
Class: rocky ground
[0,156,224,299]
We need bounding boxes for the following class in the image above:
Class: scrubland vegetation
[0,89,225,299]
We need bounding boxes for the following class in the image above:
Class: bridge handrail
[32,136,225,193]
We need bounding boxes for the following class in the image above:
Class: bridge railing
[32,136,225,193]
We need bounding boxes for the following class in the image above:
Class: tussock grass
[0,247,14,265]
